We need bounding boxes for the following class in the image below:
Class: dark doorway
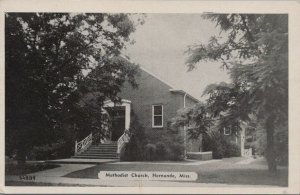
[106,106,126,141]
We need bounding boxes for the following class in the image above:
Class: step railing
[243,148,253,157]
[75,133,93,155]
[117,129,130,155]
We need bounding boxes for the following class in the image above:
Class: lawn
[64,157,288,186]
[5,163,60,176]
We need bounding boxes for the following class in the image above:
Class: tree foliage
[5,13,142,164]
[172,102,213,139]
[182,14,288,173]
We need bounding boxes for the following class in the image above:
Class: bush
[121,135,142,161]
[211,142,225,159]
[156,142,168,160]
[28,140,67,160]
[145,130,185,161]
[169,143,185,161]
[203,133,224,159]
[224,142,240,158]
[120,112,185,162]
[144,144,157,161]
[121,130,186,161]
[203,131,240,159]
[120,113,146,161]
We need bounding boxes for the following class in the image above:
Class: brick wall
[118,69,184,132]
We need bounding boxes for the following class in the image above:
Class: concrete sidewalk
[46,158,118,164]
[110,159,221,166]
[46,158,221,165]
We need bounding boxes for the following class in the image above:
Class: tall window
[152,105,163,128]
[224,127,231,135]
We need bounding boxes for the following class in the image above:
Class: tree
[185,14,288,173]
[5,13,142,165]
[171,102,213,139]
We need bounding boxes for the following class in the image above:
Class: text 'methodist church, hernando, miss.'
[73,66,247,160]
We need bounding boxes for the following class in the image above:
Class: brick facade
[118,68,201,152]
[118,68,197,132]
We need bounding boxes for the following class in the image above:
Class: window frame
[224,127,231,135]
[152,104,163,128]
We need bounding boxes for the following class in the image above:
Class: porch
[73,99,131,159]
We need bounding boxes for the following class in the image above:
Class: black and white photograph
[1,0,299,194]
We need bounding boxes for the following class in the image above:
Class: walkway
[46,158,118,164]
[110,159,221,166]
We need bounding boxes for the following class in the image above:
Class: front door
[107,106,126,141]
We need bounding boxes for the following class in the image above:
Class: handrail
[75,132,93,155]
[117,129,130,154]
[243,148,252,157]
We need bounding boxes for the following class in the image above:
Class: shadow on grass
[5,163,60,175]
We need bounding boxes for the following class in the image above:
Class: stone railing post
[75,140,78,155]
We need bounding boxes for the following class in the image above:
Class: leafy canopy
[176,14,288,172]
[185,14,288,131]
[5,13,143,158]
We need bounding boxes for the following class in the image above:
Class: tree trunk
[265,116,277,174]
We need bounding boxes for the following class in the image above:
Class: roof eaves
[169,89,200,103]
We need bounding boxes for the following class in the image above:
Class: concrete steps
[72,143,118,159]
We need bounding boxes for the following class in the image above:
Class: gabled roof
[140,66,176,89]
[120,55,200,102]
[140,66,200,103]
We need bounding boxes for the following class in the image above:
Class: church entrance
[103,99,131,143]
[106,106,126,141]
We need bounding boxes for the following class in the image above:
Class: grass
[5,163,60,175]
[64,157,288,186]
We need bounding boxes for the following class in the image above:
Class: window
[152,105,163,128]
[224,127,231,135]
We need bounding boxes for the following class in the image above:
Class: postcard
[1,0,299,194]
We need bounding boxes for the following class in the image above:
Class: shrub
[203,131,240,159]
[121,135,142,161]
[169,143,185,161]
[28,140,67,160]
[120,112,147,161]
[203,132,224,159]
[224,142,240,158]
[144,144,157,161]
[211,143,225,159]
[144,130,185,161]
[120,112,185,162]
[156,142,168,160]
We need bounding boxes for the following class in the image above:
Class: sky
[124,14,230,101]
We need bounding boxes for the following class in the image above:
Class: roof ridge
[139,66,176,89]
